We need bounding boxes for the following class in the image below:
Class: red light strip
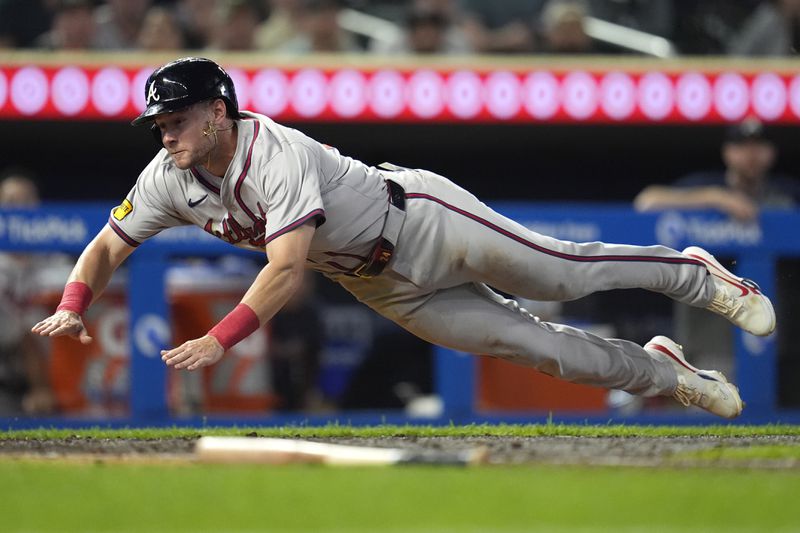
[1,64,798,123]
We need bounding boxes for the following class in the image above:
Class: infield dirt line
[0,451,798,469]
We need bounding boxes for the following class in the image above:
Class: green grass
[2,462,799,533]
[3,423,800,440]
[677,445,800,461]
[2,425,799,532]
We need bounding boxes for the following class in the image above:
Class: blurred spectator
[0,169,56,416]
[269,272,328,411]
[370,0,471,54]
[538,0,594,54]
[208,0,262,51]
[587,0,674,39]
[256,0,302,51]
[0,0,54,49]
[278,0,361,53]
[175,0,216,49]
[0,169,39,206]
[137,6,187,51]
[35,0,96,50]
[93,0,152,50]
[460,0,540,53]
[634,119,800,221]
[404,8,454,54]
[728,0,800,56]
[671,1,761,55]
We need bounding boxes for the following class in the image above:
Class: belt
[353,179,406,278]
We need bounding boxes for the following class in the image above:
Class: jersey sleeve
[108,158,188,247]
[260,142,326,245]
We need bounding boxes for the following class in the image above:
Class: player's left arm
[160,221,316,371]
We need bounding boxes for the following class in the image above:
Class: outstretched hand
[31,310,93,344]
[161,335,225,371]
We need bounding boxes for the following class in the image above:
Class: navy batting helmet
[131,57,241,126]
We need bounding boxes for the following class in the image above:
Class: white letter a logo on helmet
[147,81,161,105]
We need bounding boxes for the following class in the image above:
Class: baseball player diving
[32,58,776,419]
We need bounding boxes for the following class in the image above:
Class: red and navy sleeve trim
[264,209,325,245]
[107,218,141,247]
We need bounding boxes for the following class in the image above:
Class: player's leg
[390,169,773,336]
[339,273,743,417]
[451,196,775,336]
[395,169,712,305]
[341,273,676,396]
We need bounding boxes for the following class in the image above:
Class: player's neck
[202,123,238,177]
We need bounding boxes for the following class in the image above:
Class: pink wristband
[207,303,260,351]
[56,281,94,316]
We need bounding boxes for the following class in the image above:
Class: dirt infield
[2,435,799,468]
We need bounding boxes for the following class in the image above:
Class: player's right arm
[34,152,189,343]
[31,225,137,344]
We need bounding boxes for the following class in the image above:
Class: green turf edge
[672,444,800,461]
[2,423,800,440]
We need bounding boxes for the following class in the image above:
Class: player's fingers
[183,353,215,371]
[174,354,201,370]
[31,320,51,333]
[45,323,80,337]
[186,359,205,371]
[164,347,192,366]
[161,344,185,361]
[34,321,63,336]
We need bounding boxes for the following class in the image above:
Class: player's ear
[212,98,227,122]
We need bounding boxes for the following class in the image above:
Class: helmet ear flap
[150,124,162,146]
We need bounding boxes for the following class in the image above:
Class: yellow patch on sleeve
[112,199,133,221]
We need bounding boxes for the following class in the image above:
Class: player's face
[154,105,213,170]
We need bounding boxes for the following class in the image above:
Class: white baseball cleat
[682,246,776,336]
[645,335,743,419]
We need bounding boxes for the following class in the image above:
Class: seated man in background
[634,119,799,220]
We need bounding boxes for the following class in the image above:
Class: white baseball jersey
[109,111,390,277]
[109,110,720,398]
